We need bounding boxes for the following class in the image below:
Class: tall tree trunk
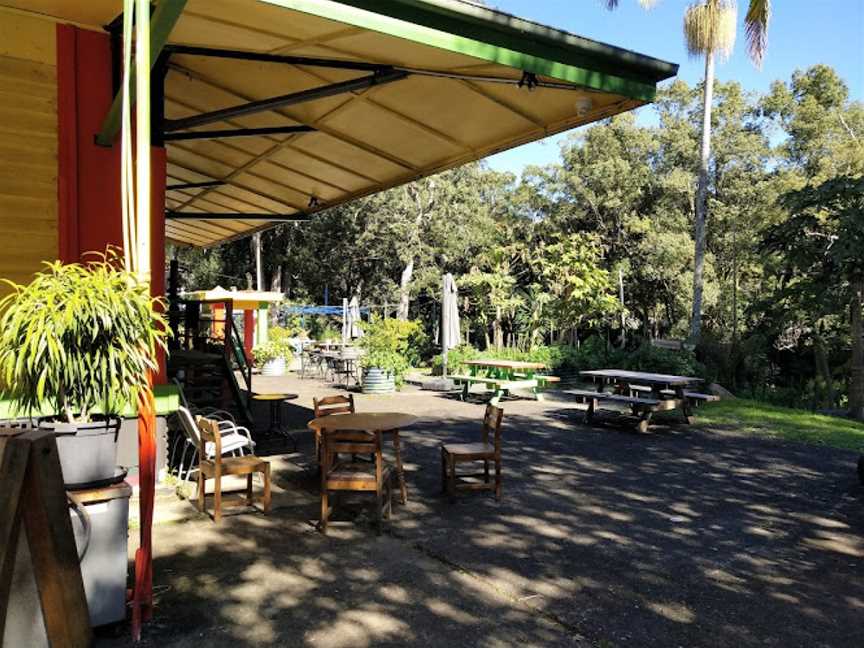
[618,268,626,349]
[271,264,282,293]
[813,329,836,408]
[732,252,739,344]
[252,232,263,290]
[850,282,864,421]
[493,305,503,350]
[690,51,715,344]
[396,258,414,320]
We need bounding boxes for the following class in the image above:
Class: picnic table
[574,369,715,433]
[450,359,560,403]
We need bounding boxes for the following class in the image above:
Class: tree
[764,176,864,420]
[608,0,772,342]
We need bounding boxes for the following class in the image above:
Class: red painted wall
[57,24,168,383]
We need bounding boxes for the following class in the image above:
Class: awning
[4,0,677,248]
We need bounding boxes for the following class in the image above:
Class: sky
[483,0,864,176]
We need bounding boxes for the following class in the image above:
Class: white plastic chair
[173,407,256,482]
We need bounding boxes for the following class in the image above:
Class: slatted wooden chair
[312,394,356,467]
[319,427,394,534]
[196,417,271,523]
[441,404,505,499]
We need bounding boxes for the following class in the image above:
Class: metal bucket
[261,357,286,376]
[362,367,395,394]
[38,416,121,487]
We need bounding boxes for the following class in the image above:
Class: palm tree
[607,0,771,342]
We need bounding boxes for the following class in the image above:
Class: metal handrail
[226,317,252,394]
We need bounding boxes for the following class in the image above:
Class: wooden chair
[441,404,504,499]
[312,394,356,466]
[319,427,394,534]
[196,417,271,522]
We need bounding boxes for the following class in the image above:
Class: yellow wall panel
[0,9,56,65]
[0,11,58,295]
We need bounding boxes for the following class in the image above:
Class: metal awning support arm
[163,125,316,141]
[166,180,225,190]
[95,0,187,147]
[166,211,309,222]
[165,44,391,73]
[162,69,408,132]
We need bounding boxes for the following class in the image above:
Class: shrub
[253,326,294,365]
[359,317,421,385]
[0,251,167,422]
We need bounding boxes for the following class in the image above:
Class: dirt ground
[103,376,864,647]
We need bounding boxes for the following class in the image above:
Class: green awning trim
[0,384,181,421]
[261,0,678,102]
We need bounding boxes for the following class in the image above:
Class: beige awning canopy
[5,0,677,247]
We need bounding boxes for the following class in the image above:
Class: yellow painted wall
[0,9,57,293]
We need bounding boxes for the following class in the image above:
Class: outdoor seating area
[113,371,864,647]
[0,0,862,647]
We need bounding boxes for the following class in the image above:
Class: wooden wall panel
[0,11,57,295]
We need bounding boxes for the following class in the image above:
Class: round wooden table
[253,393,299,449]
[307,412,417,503]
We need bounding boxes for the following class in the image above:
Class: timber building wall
[0,9,58,293]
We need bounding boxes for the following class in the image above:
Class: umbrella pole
[342,297,348,347]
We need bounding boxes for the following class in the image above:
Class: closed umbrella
[348,295,364,339]
[441,273,461,379]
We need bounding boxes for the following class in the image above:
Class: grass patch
[697,399,864,452]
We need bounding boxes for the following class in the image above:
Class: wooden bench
[567,389,671,433]
[450,375,539,404]
[629,384,719,407]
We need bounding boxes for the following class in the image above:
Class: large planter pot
[362,367,396,394]
[261,357,286,376]
[38,416,122,487]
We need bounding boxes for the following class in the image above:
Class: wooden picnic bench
[575,370,706,433]
[628,384,719,407]
[450,359,560,404]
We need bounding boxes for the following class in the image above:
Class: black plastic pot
[38,415,122,487]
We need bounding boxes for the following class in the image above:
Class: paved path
[104,379,864,647]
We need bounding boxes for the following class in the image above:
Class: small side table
[253,393,299,450]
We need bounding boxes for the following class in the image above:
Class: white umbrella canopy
[441,273,461,377]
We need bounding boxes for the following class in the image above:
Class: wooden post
[0,430,92,647]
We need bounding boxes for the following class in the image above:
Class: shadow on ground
[108,378,864,647]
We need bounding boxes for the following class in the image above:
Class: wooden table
[253,393,299,449]
[578,369,704,432]
[307,412,416,503]
[452,359,554,403]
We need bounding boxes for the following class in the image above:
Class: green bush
[359,317,421,385]
[431,337,707,380]
[253,326,294,365]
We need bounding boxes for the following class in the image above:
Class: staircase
[167,299,254,424]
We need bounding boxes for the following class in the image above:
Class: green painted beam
[261,0,677,101]
[0,384,181,420]
[95,0,188,147]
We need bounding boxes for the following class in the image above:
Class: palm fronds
[683,0,738,61]
[744,0,771,67]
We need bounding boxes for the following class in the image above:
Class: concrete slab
[111,376,864,647]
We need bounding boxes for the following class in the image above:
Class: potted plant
[0,251,166,486]
[253,326,294,376]
[358,317,420,394]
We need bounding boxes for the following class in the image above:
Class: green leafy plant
[253,326,294,365]
[0,251,167,422]
[358,317,421,385]
[318,324,341,342]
